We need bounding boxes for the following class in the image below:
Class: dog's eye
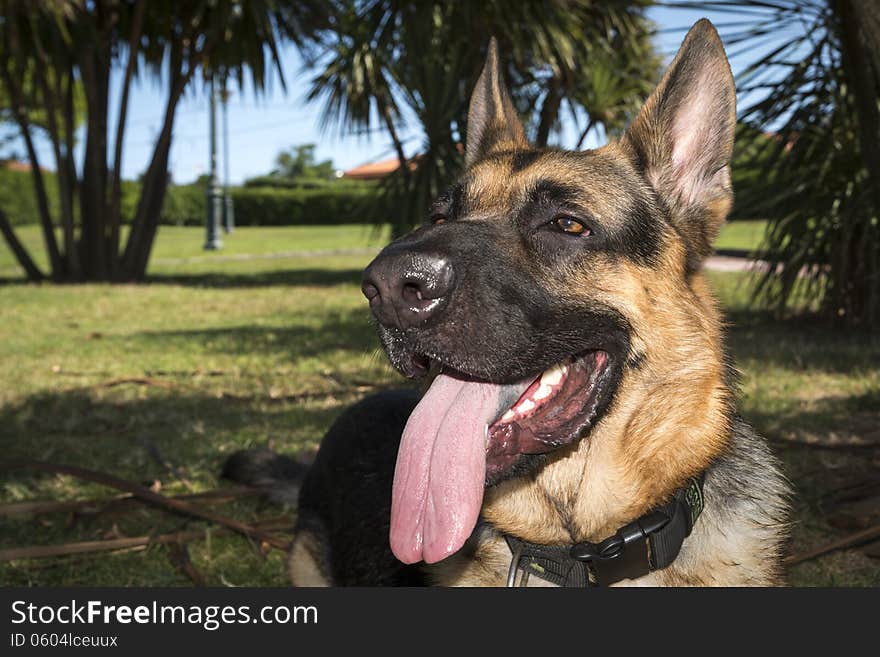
[552,216,590,236]
[430,215,447,226]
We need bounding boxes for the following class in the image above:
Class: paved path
[704,254,767,273]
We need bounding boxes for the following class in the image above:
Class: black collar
[504,475,705,587]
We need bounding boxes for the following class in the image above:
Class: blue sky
[5,5,796,185]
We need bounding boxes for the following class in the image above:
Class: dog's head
[362,20,736,564]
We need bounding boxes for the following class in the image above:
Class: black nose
[362,248,455,329]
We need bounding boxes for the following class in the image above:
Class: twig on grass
[768,432,880,450]
[53,368,226,380]
[0,460,291,551]
[0,530,206,561]
[100,377,179,390]
[166,543,206,586]
[219,382,392,404]
[0,517,294,561]
[74,373,393,405]
[0,486,260,519]
[133,434,194,489]
[784,523,880,567]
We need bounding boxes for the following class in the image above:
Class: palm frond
[670,0,880,327]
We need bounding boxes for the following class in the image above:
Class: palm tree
[306,0,659,236]
[0,0,317,282]
[675,1,880,327]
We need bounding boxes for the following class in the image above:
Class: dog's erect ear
[621,19,735,271]
[465,38,527,167]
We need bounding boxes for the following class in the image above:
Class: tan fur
[288,531,331,587]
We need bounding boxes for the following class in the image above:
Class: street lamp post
[221,82,234,234]
[204,75,222,250]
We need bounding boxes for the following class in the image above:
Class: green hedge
[231,187,379,226]
[127,184,379,227]
[242,175,374,191]
[2,167,381,227]
[0,167,59,227]
[156,183,205,226]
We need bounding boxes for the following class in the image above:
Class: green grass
[707,271,879,442]
[0,223,877,587]
[1,225,395,586]
[149,224,391,261]
[707,271,879,586]
[712,219,767,253]
[0,223,392,278]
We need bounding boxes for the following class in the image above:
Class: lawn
[0,221,877,586]
[712,219,768,253]
[0,223,393,278]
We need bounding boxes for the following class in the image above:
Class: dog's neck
[482,269,731,546]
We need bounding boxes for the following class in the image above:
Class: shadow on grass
[0,385,385,489]
[125,307,380,361]
[724,309,880,375]
[146,268,365,288]
[0,276,27,286]
[744,389,880,441]
[0,268,366,288]
[0,384,409,585]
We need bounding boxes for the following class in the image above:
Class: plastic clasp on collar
[569,534,625,562]
[569,510,672,585]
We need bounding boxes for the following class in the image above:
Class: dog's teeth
[533,384,553,400]
[501,410,515,422]
[516,399,535,413]
[540,364,567,387]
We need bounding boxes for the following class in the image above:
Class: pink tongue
[390,374,505,564]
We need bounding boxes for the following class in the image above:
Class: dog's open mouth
[485,350,610,480]
[390,350,614,565]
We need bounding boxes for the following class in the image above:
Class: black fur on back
[221,388,427,586]
[297,388,426,585]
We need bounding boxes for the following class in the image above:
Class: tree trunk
[121,136,173,280]
[120,57,192,281]
[0,208,44,281]
[63,68,80,240]
[575,117,596,151]
[534,73,562,147]
[30,24,82,278]
[838,0,880,326]
[120,15,222,282]
[379,102,410,183]
[841,2,880,208]
[108,0,146,277]
[78,42,112,280]
[34,59,80,279]
[18,126,63,278]
[0,67,63,278]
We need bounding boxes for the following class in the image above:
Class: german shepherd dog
[224,19,790,586]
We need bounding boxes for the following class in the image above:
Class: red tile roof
[342,157,405,180]
[1,159,39,173]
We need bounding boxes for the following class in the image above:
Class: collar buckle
[569,534,625,562]
[505,476,705,587]
[569,509,672,585]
